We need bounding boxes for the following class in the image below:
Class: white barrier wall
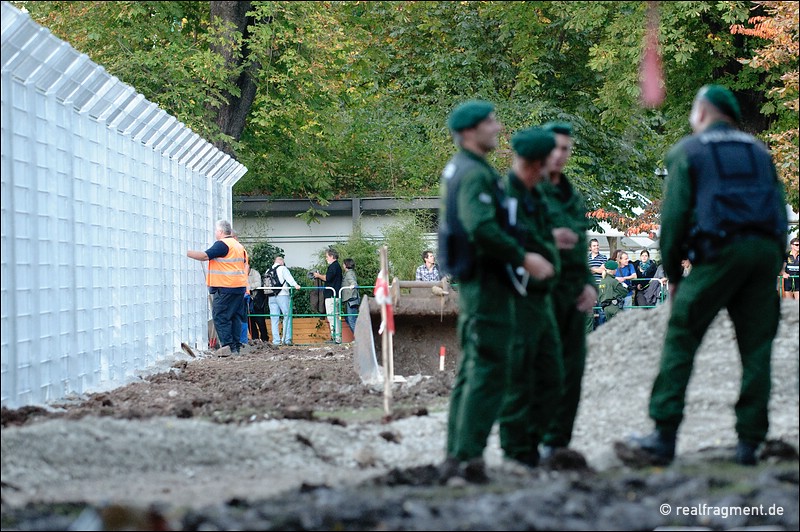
[1,2,247,408]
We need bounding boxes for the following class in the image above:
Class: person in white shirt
[267,255,301,346]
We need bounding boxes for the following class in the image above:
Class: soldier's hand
[575,284,598,313]
[523,252,555,280]
[552,227,579,250]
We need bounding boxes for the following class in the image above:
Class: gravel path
[1,300,798,530]
[576,299,799,469]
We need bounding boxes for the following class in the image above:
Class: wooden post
[378,246,393,416]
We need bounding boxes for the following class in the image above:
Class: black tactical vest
[683,126,784,261]
[438,150,511,281]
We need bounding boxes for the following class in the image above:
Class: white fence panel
[1,1,246,408]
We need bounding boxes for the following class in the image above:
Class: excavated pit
[366,280,461,375]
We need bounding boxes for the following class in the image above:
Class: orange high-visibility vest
[207,237,248,288]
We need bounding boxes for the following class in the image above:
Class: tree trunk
[607,236,620,260]
[209,1,260,155]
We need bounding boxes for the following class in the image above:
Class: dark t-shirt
[205,240,229,259]
[324,260,343,300]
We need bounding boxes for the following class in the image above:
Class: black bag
[263,266,284,295]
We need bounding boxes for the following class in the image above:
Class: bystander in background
[341,258,360,335]
[780,237,799,300]
[267,255,301,346]
[313,248,343,344]
[415,250,442,281]
[587,239,607,282]
[614,252,637,309]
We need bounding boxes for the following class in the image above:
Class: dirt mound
[1,301,798,530]
[1,343,453,427]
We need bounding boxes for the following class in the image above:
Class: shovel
[180,342,197,358]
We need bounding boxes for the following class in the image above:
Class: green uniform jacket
[597,276,628,307]
[661,121,788,281]
[498,172,564,461]
[505,172,560,292]
[540,175,595,297]
[443,148,527,461]
[456,150,525,266]
[443,149,526,315]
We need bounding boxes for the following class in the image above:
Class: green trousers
[498,293,563,462]
[649,239,782,444]
[446,277,516,461]
[542,288,589,447]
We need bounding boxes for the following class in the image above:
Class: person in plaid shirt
[415,250,442,281]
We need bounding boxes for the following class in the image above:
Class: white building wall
[1,2,246,408]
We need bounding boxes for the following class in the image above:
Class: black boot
[438,456,490,485]
[437,457,461,485]
[615,429,676,467]
[634,430,675,463]
[462,457,489,484]
[735,440,758,466]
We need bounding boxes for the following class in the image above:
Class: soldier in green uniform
[535,121,598,461]
[618,85,788,466]
[596,260,628,322]
[496,127,563,468]
[438,101,556,483]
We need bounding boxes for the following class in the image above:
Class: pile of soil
[1,301,798,530]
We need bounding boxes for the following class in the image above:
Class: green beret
[447,100,495,131]
[511,127,556,161]
[698,84,742,123]
[605,260,619,270]
[542,121,573,136]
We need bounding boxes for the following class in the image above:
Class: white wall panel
[1,1,246,408]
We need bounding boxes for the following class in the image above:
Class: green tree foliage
[236,1,361,204]
[15,1,796,220]
[732,1,799,213]
[15,1,242,147]
[380,212,436,281]
[328,225,380,294]
[248,241,283,278]
[309,212,432,291]
[287,266,314,317]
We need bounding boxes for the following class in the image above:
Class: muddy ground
[1,301,799,530]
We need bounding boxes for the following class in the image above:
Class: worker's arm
[187,241,227,262]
